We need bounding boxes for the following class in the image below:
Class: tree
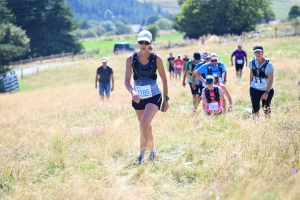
[173,0,274,37]
[0,0,15,24]
[288,5,300,20]
[104,9,114,20]
[0,23,30,73]
[115,21,132,35]
[146,15,160,25]
[146,24,159,41]
[6,0,83,58]
[157,18,173,30]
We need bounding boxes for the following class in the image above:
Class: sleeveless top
[134,61,161,99]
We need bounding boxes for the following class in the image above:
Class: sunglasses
[138,41,150,45]
[211,60,218,62]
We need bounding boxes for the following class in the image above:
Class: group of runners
[96,30,275,164]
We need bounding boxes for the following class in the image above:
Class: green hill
[140,0,300,20]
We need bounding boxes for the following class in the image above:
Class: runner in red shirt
[173,54,184,81]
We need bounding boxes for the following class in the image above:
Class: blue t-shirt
[196,61,227,84]
[195,60,206,85]
[249,58,274,91]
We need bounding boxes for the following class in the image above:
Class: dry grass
[1,36,300,200]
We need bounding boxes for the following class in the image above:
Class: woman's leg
[262,88,274,119]
[135,103,158,163]
[250,87,264,117]
[139,103,158,152]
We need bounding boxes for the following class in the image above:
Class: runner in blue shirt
[193,53,227,87]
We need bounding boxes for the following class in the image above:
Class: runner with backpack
[124,30,169,164]
[249,45,274,119]
[192,53,227,87]
[201,75,225,115]
[182,52,205,112]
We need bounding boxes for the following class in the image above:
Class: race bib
[135,85,152,99]
[237,59,243,64]
[208,102,219,110]
[254,79,267,88]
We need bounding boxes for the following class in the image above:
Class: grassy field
[82,32,184,56]
[1,34,300,199]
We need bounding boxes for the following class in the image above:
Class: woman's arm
[124,55,140,103]
[221,85,232,108]
[261,72,274,100]
[249,69,253,85]
[156,55,169,112]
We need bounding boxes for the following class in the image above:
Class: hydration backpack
[205,86,220,103]
[132,51,157,80]
[207,62,223,76]
[189,60,205,76]
[251,59,269,78]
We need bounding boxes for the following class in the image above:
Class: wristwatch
[164,96,170,101]
[265,91,269,94]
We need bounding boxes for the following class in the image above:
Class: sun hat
[101,57,107,62]
[137,30,152,42]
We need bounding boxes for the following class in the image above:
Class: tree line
[66,0,172,24]
[174,0,276,38]
[0,0,83,73]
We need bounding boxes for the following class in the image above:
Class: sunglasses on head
[205,58,210,60]
[138,41,150,45]
[211,60,217,62]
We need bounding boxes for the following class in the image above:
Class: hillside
[140,0,300,20]
[1,31,300,198]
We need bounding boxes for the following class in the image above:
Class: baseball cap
[193,52,201,60]
[200,52,205,59]
[210,53,218,60]
[238,44,242,47]
[178,54,181,58]
[101,57,107,62]
[137,30,152,42]
[253,45,263,52]
[206,75,214,85]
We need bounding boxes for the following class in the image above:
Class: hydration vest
[251,59,269,78]
[189,60,205,76]
[205,86,220,103]
[132,51,157,80]
[207,62,223,76]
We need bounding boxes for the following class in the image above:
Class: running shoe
[138,154,144,165]
[148,151,157,161]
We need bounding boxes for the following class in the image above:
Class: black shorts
[132,93,162,110]
[189,83,203,95]
[169,67,174,72]
[235,63,244,71]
